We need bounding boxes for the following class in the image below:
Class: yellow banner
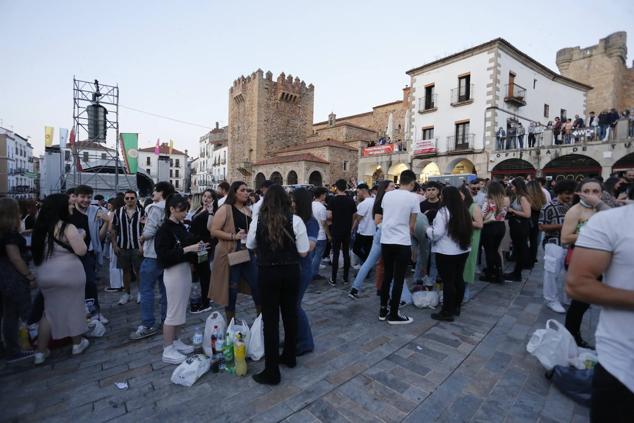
[44,126,54,147]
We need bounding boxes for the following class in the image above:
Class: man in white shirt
[216,181,230,207]
[379,170,419,325]
[351,184,375,264]
[311,187,329,280]
[567,196,634,421]
[252,180,273,218]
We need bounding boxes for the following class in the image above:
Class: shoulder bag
[227,207,251,266]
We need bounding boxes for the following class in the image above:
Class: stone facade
[557,31,634,113]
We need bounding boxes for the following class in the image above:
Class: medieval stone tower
[556,31,634,114]
[226,69,314,182]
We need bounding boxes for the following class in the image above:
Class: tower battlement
[556,31,627,71]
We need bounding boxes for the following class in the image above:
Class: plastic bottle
[211,325,218,355]
[234,333,248,377]
[18,324,31,350]
[192,326,203,352]
[223,329,235,374]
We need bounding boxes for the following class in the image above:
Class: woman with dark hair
[31,194,90,365]
[189,189,218,313]
[479,181,510,283]
[155,194,203,364]
[526,180,547,267]
[290,188,318,355]
[504,178,532,282]
[349,180,395,298]
[209,181,260,322]
[426,186,472,321]
[0,198,34,362]
[458,186,482,302]
[247,184,309,385]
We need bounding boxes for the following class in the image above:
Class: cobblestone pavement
[1,262,596,422]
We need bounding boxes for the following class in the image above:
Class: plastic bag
[86,319,106,337]
[203,311,226,356]
[526,319,579,370]
[247,314,264,361]
[393,282,412,305]
[170,354,211,387]
[227,318,251,350]
[412,290,439,309]
[547,365,593,406]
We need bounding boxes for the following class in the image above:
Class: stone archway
[372,167,385,183]
[254,172,266,190]
[308,170,323,187]
[287,170,298,185]
[270,171,283,185]
[543,154,602,180]
[612,152,634,173]
[420,162,441,182]
[492,158,536,179]
[446,157,475,175]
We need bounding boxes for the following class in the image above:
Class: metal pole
[114,84,120,193]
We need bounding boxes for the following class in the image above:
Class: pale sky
[1,0,632,157]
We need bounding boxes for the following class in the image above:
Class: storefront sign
[412,139,437,155]
[362,144,394,157]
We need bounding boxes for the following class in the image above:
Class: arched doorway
[420,162,440,182]
[254,172,266,190]
[270,171,283,185]
[287,170,298,185]
[387,163,409,183]
[372,167,385,184]
[612,152,634,174]
[447,158,475,174]
[492,159,536,179]
[308,171,323,187]
[543,154,602,181]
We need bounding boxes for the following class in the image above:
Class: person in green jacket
[459,186,483,302]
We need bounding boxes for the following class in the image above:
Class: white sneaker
[72,338,90,355]
[173,339,194,354]
[319,264,326,270]
[34,349,50,365]
[546,301,566,313]
[118,293,130,305]
[97,313,109,325]
[136,292,141,304]
[162,345,187,364]
[352,264,361,270]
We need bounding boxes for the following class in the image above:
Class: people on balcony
[506,125,516,150]
[496,127,506,151]
[553,117,562,145]
[527,122,537,148]
[562,118,573,144]
[516,123,525,149]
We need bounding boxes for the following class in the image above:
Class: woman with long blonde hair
[526,180,547,267]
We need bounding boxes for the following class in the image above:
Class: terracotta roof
[373,100,403,109]
[65,140,116,152]
[406,38,592,91]
[276,139,357,153]
[138,143,187,155]
[254,153,329,166]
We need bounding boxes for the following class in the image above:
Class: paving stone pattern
[1,263,596,422]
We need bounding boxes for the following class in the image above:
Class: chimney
[215,122,219,130]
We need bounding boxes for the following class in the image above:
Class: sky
[1,0,633,157]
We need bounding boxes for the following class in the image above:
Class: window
[175,169,179,178]
[544,104,549,118]
[175,180,179,188]
[343,161,349,171]
[146,157,151,165]
[458,74,471,102]
[422,127,434,140]
[170,159,173,167]
[455,121,470,146]
[170,169,173,177]
[175,159,180,168]
[101,153,107,160]
[146,168,151,175]
[65,150,71,161]
[83,152,89,162]
[560,109,567,121]
[424,85,435,110]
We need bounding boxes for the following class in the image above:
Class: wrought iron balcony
[504,83,526,106]
[446,133,475,153]
[450,84,474,106]
[417,95,437,113]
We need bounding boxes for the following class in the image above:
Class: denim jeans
[227,251,260,312]
[311,239,327,279]
[424,249,438,287]
[352,227,382,292]
[80,252,100,313]
[139,258,167,328]
[297,252,315,354]
[413,235,429,283]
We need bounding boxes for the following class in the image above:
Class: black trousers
[436,252,469,314]
[352,234,373,263]
[564,300,590,344]
[528,133,536,147]
[331,234,351,282]
[528,212,540,266]
[259,263,299,377]
[80,252,100,313]
[196,257,211,308]
[380,244,410,315]
[508,218,529,276]
[481,222,505,278]
[591,363,634,423]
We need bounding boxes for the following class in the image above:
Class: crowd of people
[1,168,633,417]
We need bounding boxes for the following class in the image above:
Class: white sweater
[426,207,471,255]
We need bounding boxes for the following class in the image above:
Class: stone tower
[556,31,634,114]
[226,69,315,182]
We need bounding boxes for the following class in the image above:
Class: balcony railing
[417,95,437,113]
[446,133,475,152]
[450,84,474,106]
[504,83,527,106]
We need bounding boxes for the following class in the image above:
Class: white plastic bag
[412,291,439,309]
[247,314,264,361]
[526,319,579,370]
[203,311,226,356]
[170,354,211,387]
[227,318,251,350]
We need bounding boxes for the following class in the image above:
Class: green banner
[120,133,139,174]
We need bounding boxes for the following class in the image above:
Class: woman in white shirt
[426,186,472,322]
[246,184,309,385]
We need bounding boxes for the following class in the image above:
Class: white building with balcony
[406,38,592,179]
[138,143,188,191]
[0,127,36,199]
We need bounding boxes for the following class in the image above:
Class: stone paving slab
[1,261,596,422]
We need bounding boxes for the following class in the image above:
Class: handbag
[227,249,250,266]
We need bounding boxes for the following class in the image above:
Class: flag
[44,126,54,147]
[119,133,139,174]
[154,138,160,155]
[59,128,69,147]
[69,128,76,146]
[169,139,174,155]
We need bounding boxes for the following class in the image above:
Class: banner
[59,128,69,147]
[412,139,437,156]
[119,133,139,174]
[44,126,54,147]
[362,144,394,157]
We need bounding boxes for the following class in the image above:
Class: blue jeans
[311,239,327,278]
[227,250,260,312]
[297,253,315,354]
[139,258,166,328]
[352,227,382,292]
[413,235,430,283]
